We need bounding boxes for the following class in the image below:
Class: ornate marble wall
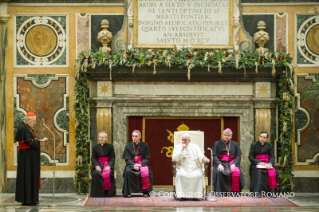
[14,15,68,67]
[2,0,319,193]
[295,74,319,165]
[294,74,319,192]
[241,2,319,192]
[13,74,69,166]
[6,3,125,192]
[240,13,288,51]
[76,13,126,56]
[295,14,319,66]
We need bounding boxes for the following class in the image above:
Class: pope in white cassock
[172,133,210,200]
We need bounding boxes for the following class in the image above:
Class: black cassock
[212,140,245,192]
[15,121,41,204]
[122,141,153,196]
[249,141,279,193]
[90,143,116,197]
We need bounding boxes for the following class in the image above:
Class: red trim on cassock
[18,142,31,150]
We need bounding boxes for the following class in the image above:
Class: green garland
[74,69,90,194]
[75,48,295,192]
[278,63,296,192]
[77,48,292,77]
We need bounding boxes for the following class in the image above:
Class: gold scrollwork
[161,146,174,158]
[167,130,174,143]
[161,123,193,158]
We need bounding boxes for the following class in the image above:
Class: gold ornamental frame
[133,0,234,49]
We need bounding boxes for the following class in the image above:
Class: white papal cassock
[172,143,205,199]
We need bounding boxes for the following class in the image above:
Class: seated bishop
[122,130,153,198]
[212,128,244,193]
[90,131,116,197]
[249,131,278,197]
[172,133,210,200]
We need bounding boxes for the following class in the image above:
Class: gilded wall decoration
[296,14,319,66]
[13,74,69,166]
[14,15,68,67]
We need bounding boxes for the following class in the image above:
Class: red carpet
[83,196,298,207]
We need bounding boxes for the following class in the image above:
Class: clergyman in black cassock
[122,130,153,197]
[90,131,116,197]
[249,131,278,197]
[15,112,46,206]
[212,128,244,193]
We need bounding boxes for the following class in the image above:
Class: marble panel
[90,15,124,52]
[242,14,275,51]
[14,75,69,166]
[275,13,287,51]
[0,16,8,193]
[14,15,68,67]
[294,177,319,192]
[295,75,319,164]
[76,13,90,56]
[136,0,230,47]
[114,83,253,96]
[295,14,319,66]
[90,96,268,192]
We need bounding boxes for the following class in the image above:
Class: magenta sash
[219,153,240,192]
[97,156,111,190]
[255,154,277,189]
[133,155,150,190]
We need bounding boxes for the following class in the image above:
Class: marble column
[0,0,10,193]
[96,108,113,145]
[255,109,271,141]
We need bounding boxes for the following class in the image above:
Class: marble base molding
[91,96,278,191]
[293,177,319,192]
[7,178,74,193]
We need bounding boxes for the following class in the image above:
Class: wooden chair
[172,131,208,200]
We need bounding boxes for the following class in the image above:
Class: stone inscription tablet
[134,0,233,48]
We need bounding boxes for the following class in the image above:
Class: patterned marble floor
[0,193,319,212]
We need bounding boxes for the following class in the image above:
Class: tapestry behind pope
[128,117,239,185]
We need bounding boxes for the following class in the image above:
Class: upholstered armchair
[172,131,208,200]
